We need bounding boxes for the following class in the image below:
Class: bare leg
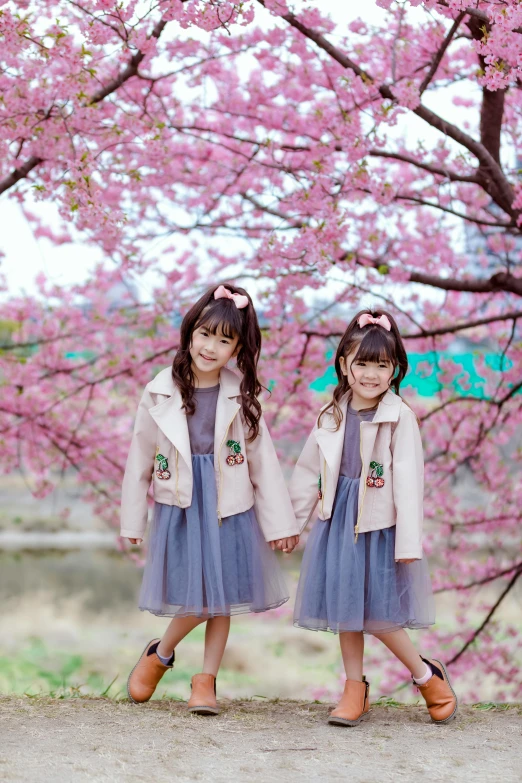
[373,628,426,679]
[339,631,364,680]
[157,616,206,658]
[202,616,231,677]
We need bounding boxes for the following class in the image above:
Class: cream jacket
[120,366,300,542]
[289,390,424,560]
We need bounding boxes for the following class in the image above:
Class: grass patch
[0,637,264,701]
[471,702,521,712]
[374,696,412,709]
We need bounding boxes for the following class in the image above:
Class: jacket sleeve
[120,388,157,539]
[391,406,424,560]
[244,413,300,542]
[288,425,321,534]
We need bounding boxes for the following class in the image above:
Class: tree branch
[284,145,480,185]
[0,344,178,436]
[368,149,479,183]
[363,258,522,298]
[0,17,169,195]
[450,513,522,529]
[446,565,522,665]
[465,14,506,166]
[88,18,167,104]
[419,12,465,95]
[230,182,522,299]
[392,192,510,227]
[436,2,522,36]
[301,310,522,341]
[404,310,522,337]
[236,181,522,299]
[435,562,522,593]
[240,192,306,228]
[258,0,516,217]
[0,155,43,196]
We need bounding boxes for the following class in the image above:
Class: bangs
[194,299,242,340]
[353,329,395,364]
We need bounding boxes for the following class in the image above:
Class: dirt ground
[1,698,520,783]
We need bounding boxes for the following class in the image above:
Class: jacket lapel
[148,389,192,471]
[359,389,402,476]
[214,368,241,457]
[373,388,402,424]
[314,389,402,480]
[144,365,248,466]
[314,396,348,479]
[359,420,379,479]
[146,367,192,469]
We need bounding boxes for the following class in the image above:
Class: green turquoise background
[311,351,513,398]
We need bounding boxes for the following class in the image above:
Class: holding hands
[128,535,301,553]
[270,535,299,554]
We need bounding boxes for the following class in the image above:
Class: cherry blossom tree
[1,0,521,699]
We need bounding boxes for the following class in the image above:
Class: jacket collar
[372,389,402,423]
[147,365,241,398]
[314,389,402,473]
[317,388,402,429]
[147,366,175,395]
[146,366,242,471]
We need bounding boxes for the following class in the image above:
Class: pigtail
[233,295,263,442]
[318,378,349,431]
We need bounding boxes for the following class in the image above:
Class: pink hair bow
[214,285,249,310]
[357,313,392,331]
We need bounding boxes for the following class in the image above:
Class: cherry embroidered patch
[156,453,171,480]
[226,440,244,466]
[366,461,384,488]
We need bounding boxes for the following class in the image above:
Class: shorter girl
[121,284,299,714]
[290,310,457,725]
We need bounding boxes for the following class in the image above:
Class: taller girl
[121,284,299,713]
[290,310,457,725]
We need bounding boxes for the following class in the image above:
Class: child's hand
[270,536,299,553]
[396,558,417,564]
[127,538,143,545]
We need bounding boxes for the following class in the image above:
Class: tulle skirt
[139,454,289,617]
[294,475,435,634]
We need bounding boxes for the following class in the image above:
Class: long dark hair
[172,283,263,441]
[318,309,408,430]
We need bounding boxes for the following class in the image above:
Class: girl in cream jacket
[290,310,457,727]
[121,284,299,713]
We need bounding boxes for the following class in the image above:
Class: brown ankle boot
[416,658,458,723]
[188,673,219,716]
[127,639,174,704]
[328,677,370,727]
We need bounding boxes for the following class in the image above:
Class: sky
[0,1,467,301]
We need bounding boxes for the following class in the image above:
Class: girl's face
[189,322,240,385]
[340,348,394,408]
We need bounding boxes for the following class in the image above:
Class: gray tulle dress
[139,384,289,618]
[294,405,435,635]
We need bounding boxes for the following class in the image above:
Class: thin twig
[419,12,465,94]
[447,565,522,665]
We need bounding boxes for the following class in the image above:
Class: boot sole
[127,638,161,704]
[429,658,458,724]
[328,710,370,727]
[188,706,220,716]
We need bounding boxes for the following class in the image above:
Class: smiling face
[189,321,240,386]
[340,348,394,409]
